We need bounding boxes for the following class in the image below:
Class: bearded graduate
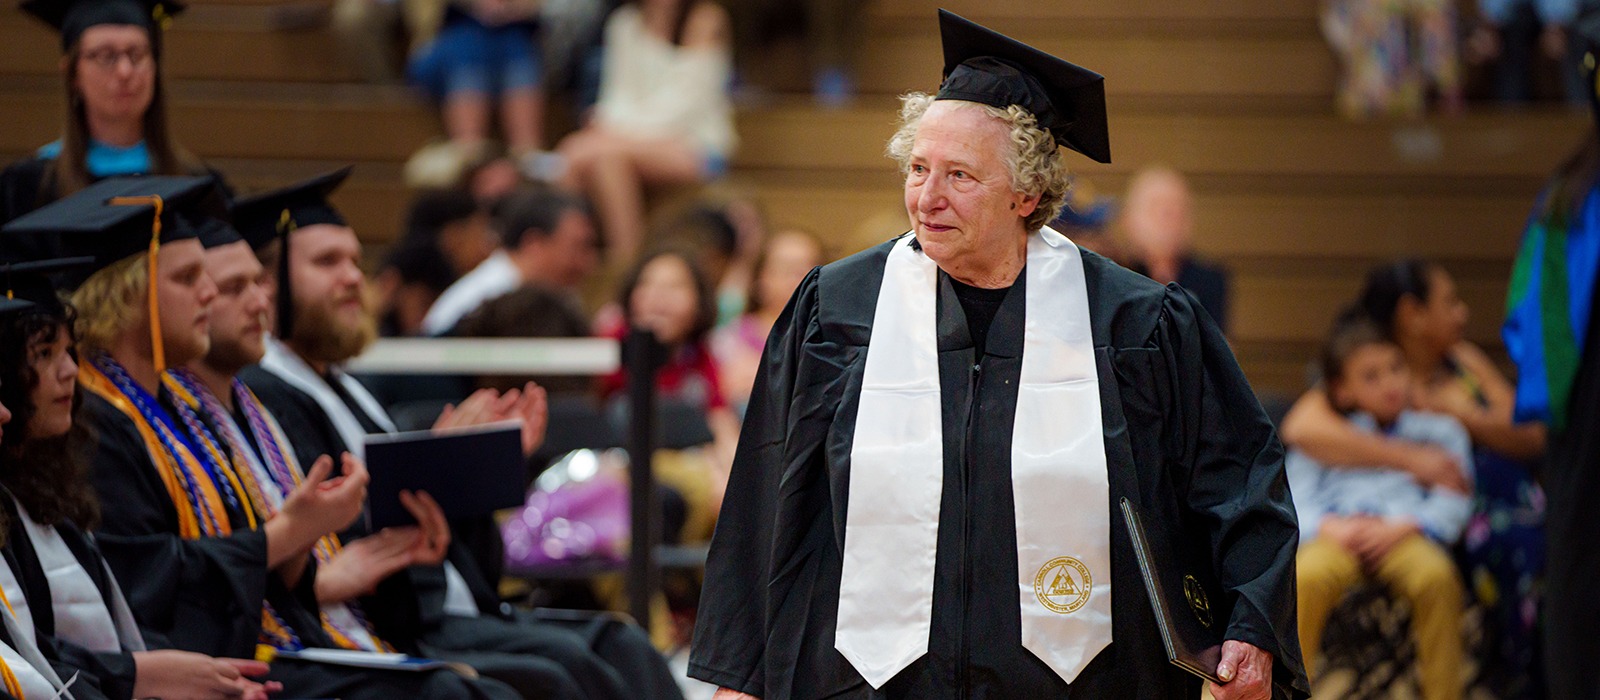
[689,12,1309,700]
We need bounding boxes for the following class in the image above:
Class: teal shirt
[37,139,152,178]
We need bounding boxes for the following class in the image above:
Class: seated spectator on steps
[553,0,735,262]
[1290,311,1473,700]
[423,186,598,336]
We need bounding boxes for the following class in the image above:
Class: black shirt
[949,277,1012,356]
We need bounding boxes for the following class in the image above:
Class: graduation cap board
[21,0,186,54]
[936,9,1111,164]
[229,166,354,341]
[0,174,212,373]
[1,256,97,315]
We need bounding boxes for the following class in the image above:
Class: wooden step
[0,10,357,82]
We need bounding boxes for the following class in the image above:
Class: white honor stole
[836,228,1112,688]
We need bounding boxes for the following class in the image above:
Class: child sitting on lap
[1289,311,1473,700]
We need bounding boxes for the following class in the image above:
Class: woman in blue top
[0,0,210,223]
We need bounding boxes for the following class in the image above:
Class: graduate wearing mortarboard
[0,176,523,700]
[690,12,1309,700]
[234,170,687,700]
[0,0,225,225]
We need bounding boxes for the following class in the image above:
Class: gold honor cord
[0,586,26,699]
[106,195,167,374]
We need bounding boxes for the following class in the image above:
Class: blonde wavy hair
[886,92,1072,232]
[70,254,147,356]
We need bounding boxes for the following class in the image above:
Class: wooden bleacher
[0,0,1587,396]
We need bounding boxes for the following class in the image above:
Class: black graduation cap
[0,256,97,316]
[936,10,1111,164]
[21,0,186,54]
[0,175,212,289]
[228,166,354,341]
[1,175,211,372]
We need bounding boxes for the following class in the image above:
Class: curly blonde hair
[886,93,1072,232]
[70,254,147,356]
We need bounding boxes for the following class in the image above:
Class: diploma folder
[1120,498,1225,684]
[364,422,525,530]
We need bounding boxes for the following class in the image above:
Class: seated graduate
[233,169,683,700]
[0,176,522,700]
[1287,311,1472,700]
[0,0,221,223]
[0,257,279,700]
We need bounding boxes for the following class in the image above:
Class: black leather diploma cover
[1120,497,1225,683]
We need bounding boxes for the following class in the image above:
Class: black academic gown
[0,157,55,225]
[0,498,124,700]
[1543,277,1600,700]
[689,238,1310,699]
[240,366,683,700]
[80,389,521,700]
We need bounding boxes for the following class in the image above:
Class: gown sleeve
[688,268,822,695]
[82,396,270,658]
[1157,286,1311,698]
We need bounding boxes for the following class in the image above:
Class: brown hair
[48,35,195,202]
[1320,308,1394,393]
[0,307,101,532]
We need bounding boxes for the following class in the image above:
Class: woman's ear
[1016,191,1040,218]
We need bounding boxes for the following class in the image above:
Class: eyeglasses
[79,46,152,69]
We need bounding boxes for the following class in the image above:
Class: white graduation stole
[836,228,1112,688]
[13,504,141,655]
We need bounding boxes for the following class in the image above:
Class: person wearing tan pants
[1297,529,1465,700]
[1286,315,1474,700]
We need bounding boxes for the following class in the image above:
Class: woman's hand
[132,650,281,700]
[712,690,761,700]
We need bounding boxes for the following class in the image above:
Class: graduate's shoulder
[1078,247,1185,348]
[238,365,316,413]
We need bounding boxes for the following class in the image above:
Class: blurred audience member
[465,151,529,205]
[554,0,736,262]
[2,0,214,222]
[1322,0,1464,118]
[407,0,549,161]
[709,229,824,414]
[1290,311,1471,700]
[598,247,736,529]
[1121,166,1231,332]
[405,187,498,278]
[1051,180,1120,261]
[1467,0,1585,102]
[376,239,460,336]
[651,196,766,323]
[424,187,597,335]
[1282,259,1548,697]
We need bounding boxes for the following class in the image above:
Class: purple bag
[502,449,631,570]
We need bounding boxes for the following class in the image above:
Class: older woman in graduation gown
[690,13,1309,700]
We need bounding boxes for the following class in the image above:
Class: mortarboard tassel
[108,194,167,374]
